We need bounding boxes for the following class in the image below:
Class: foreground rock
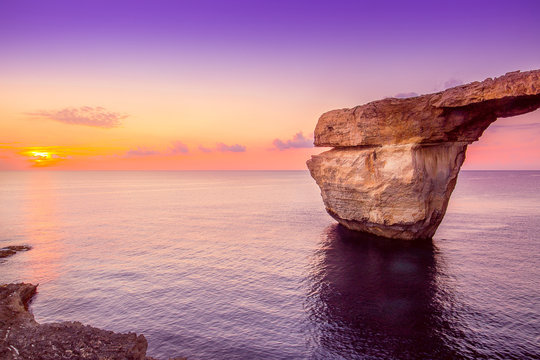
[0,283,184,360]
[307,70,540,240]
[0,245,32,259]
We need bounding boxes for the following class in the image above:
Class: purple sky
[3,1,539,71]
[1,0,539,169]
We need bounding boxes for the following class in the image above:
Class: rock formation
[0,283,185,360]
[0,245,32,259]
[307,70,540,240]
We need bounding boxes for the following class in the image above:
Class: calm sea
[1,170,539,359]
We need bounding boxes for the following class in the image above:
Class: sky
[1,0,539,170]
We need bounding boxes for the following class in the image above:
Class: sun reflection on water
[21,172,64,283]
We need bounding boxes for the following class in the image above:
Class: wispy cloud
[489,122,540,135]
[216,143,246,152]
[388,78,464,99]
[125,147,160,157]
[126,141,190,157]
[28,106,127,128]
[51,154,70,159]
[443,78,463,89]
[170,141,189,154]
[392,92,419,99]
[272,132,313,150]
[199,143,247,153]
[490,122,540,130]
[198,145,213,153]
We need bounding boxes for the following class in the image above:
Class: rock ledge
[0,283,184,360]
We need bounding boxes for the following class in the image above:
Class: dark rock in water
[0,283,184,360]
[0,245,32,259]
[307,69,540,240]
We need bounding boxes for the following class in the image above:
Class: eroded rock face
[0,283,150,360]
[307,70,540,240]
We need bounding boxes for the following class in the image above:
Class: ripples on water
[0,171,538,359]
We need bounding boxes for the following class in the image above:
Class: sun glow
[20,148,64,167]
[32,151,50,158]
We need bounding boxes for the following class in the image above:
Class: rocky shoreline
[0,283,187,360]
[0,246,185,360]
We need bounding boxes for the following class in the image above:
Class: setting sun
[19,148,66,167]
[31,151,49,158]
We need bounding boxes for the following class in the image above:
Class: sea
[1,170,539,359]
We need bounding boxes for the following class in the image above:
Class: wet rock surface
[0,246,32,259]
[308,69,540,240]
[0,283,185,360]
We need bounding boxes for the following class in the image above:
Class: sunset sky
[1,0,539,170]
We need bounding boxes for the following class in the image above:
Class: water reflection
[22,172,64,283]
[306,225,462,359]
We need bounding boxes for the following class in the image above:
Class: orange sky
[1,92,539,170]
[1,2,539,170]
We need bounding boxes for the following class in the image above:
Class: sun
[20,148,65,167]
[30,151,53,166]
[31,151,50,159]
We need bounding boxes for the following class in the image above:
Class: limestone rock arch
[307,70,540,240]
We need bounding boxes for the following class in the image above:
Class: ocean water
[0,170,538,360]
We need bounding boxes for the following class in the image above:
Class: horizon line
[1,169,539,172]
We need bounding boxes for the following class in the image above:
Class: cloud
[126,141,191,157]
[199,143,246,153]
[125,147,160,157]
[51,154,71,159]
[170,141,189,154]
[125,141,246,156]
[198,145,213,153]
[388,78,464,99]
[28,106,127,128]
[490,122,540,132]
[443,78,463,89]
[216,143,246,152]
[272,132,313,150]
[392,92,419,99]
[491,122,540,129]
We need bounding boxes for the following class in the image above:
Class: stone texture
[0,245,32,259]
[307,70,540,240]
[0,283,184,360]
[314,70,540,147]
